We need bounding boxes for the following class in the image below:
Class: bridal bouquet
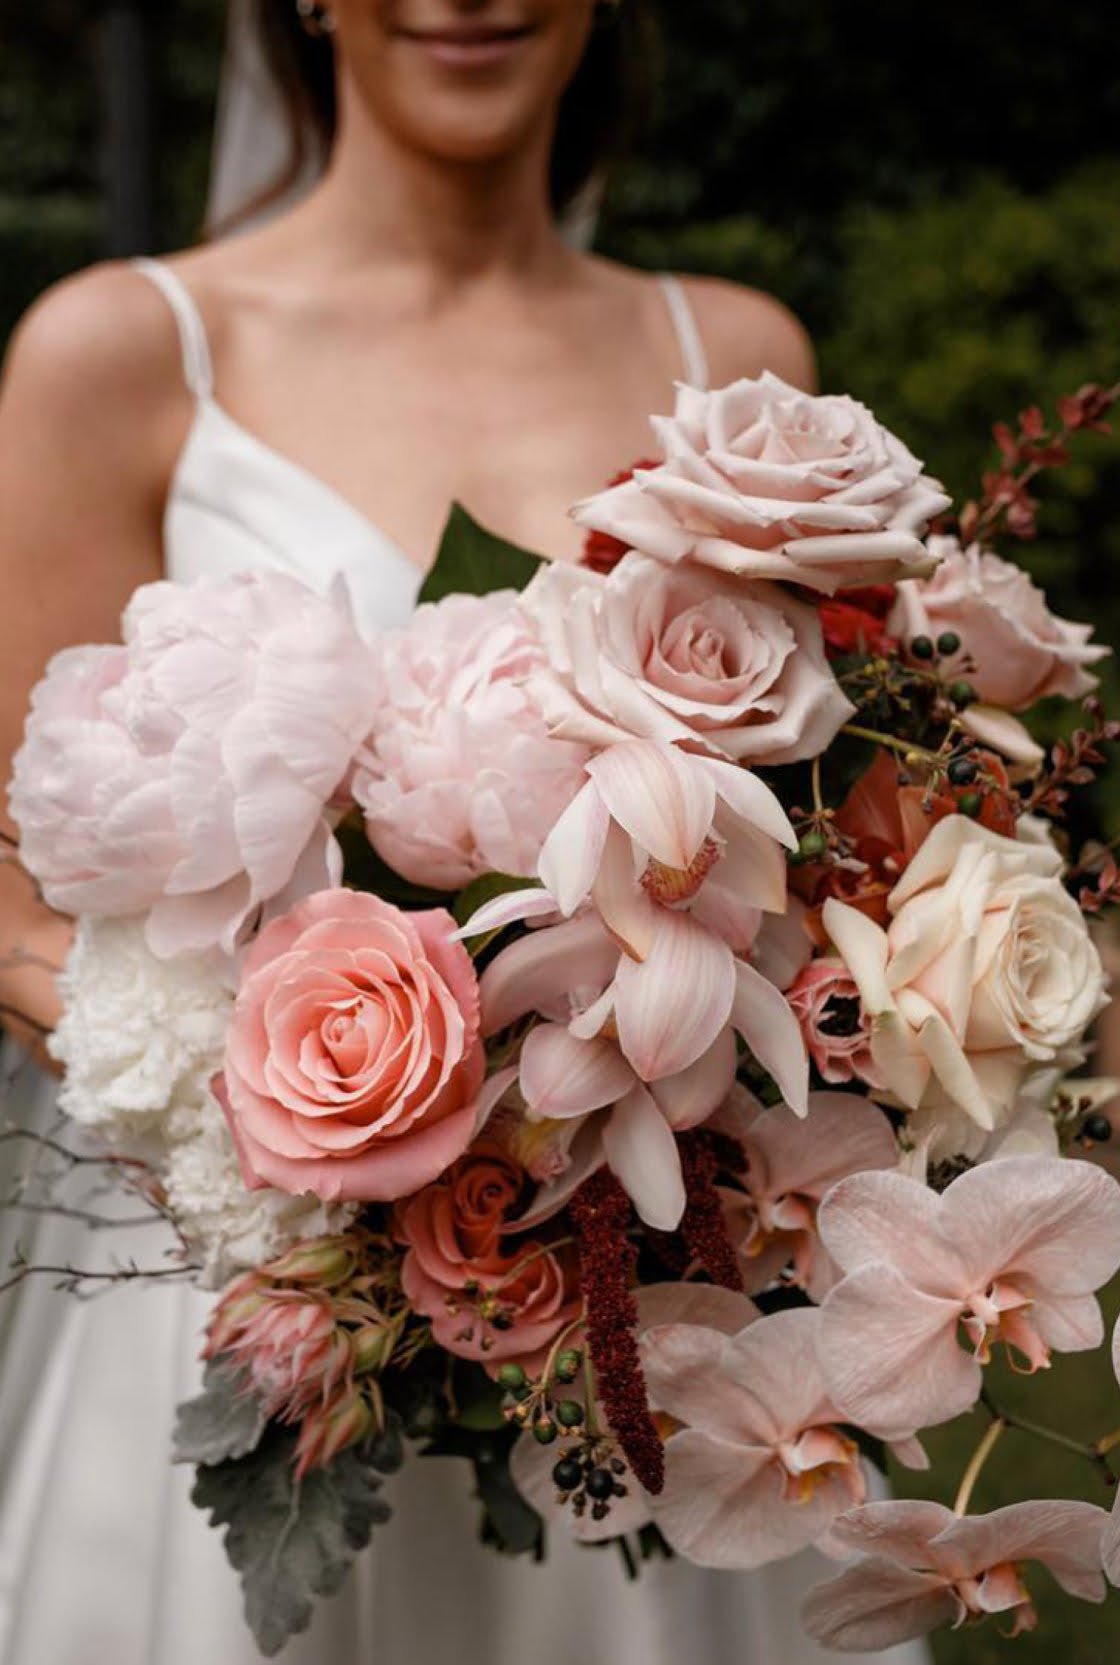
[10,371,1120,1655]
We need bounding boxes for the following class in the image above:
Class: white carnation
[49,916,354,1284]
[48,915,233,1151]
[163,1097,355,1289]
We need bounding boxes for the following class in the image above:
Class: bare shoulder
[676,274,818,393]
[3,259,187,415]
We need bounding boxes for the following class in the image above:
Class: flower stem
[840,724,943,765]
[954,1415,1006,1516]
[1096,1427,1120,1459]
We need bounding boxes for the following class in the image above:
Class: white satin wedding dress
[0,260,929,1665]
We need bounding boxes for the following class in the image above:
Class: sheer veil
[206,0,600,242]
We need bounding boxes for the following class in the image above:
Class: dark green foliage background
[2,4,1119,1653]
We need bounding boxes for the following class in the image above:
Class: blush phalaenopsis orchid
[715,1087,899,1300]
[639,1307,867,1568]
[802,1498,1109,1652]
[351,591,589,890]
[815,1157,1120,1436]
[571,373,950,594]
[9,572,377,957]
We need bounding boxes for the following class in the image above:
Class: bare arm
[0,264,187,1064]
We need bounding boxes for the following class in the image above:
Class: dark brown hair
[238,0,655,226]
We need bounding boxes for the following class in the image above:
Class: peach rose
[218,889,485,1202]
[396,1142,579,1366]
[786,957,881,1088]
[572,373,949,595]
[890,536,1107,710]
[521,553,854,765]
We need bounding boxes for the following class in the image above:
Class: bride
[0,3,927,1661]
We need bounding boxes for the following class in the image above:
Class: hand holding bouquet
[10,370,1120,1656]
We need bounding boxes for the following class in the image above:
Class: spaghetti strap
[658,273,710,391]
[131,257,215,401]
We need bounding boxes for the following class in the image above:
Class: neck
[305,70,571,284]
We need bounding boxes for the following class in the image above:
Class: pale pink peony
[715,1087,899,1300]
[786,957,881,1088]
[217,889,487,1203]
[572,373,949,595]
[816,1156,1120,1436]
[640,1307,866,1568]
[8,572,376,957]
[803,1498,1109,1652]
[823,816,1107,1158]
[352,591,588,890]
[520,554,853,764]
[395,1141,579,1367]
[891,536,1107,711]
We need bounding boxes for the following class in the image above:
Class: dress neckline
[180,393,426,580]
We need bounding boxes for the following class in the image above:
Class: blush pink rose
[396,1141,579,1367]
[217,889,485,1203]
[520,553,853,765]
[890,536,1108,710]
[352,591,588,890]
[786,957,881,1088]
[9,571,377,957]
[572,373,950,595]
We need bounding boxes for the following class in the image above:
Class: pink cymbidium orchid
[803,1498,1109,1652]
[714,1087,900,1300]
[478,913,806,1229]
[816,1157,1120,1436]
[639,1307,867,1568]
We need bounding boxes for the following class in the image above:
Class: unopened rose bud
[352,1321,395,1375]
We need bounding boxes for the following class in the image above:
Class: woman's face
[330,1,601,167]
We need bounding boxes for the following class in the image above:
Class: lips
[395,20,535,65]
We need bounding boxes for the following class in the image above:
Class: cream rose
[521,553,853,765]
[891,536,1107,709]
[572,372,950,594]
[823,817,1106,1148]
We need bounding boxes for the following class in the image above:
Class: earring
[296,0,336,36]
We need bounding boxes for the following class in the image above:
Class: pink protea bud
[294,1385,375,1479]
[204,1285,352,1422]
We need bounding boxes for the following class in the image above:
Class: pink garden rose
[816,1156,1120,1436]
[891,536,1107,710]
[520,554,853,765]
[640,1307,866,1568]
[352,591,588,890]
[396,1141,579,1368]
[572,373,949,594]
[823,816,1107,1157]
[9,572,376,956]
[217,889,486,1202]
[786,957,881,1088]
[803,1499,1109,1651]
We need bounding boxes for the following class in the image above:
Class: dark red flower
[581,459,661,574]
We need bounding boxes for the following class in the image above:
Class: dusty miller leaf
[172,1361,267,1467]
[192,1417,402,1657]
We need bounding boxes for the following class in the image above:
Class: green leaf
[192,1419,402,1657]
[451,1363,508,1433]
[451,871,537,929]
[172,1362,267,1468]
[419,503,543,606]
